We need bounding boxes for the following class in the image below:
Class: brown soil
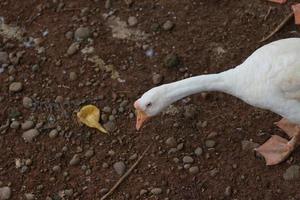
[1,0,300,199]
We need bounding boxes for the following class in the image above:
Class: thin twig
[100,144,152,200]
[260,12,294,43]
[263,7,273,21]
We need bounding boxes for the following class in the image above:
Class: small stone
[152,73,163,85]
[69,72,77,81]
[52,165,61,172]
[164,53,180,68]
[103,106,112,113]
[140,189,147,195]
[162,20,175,31]
[183,156,194,163]
[105,0,112,9]
[194,147,203,156]
[65,31,74,40]
[25,159,32,166]
[177,143,184,151]
[183,105,197,119]
[103,121,116,132]
[209,168,219,177]
[0,51,9,64]
[25,193,35,200]
[64,189,73,196]
[49,129,58,138]
[22,97,33,108]
[69,154,80,166]
[100,188,108,194]
[241,140,259,151]
[207,131,218,139]
[21,120,34,130]
[84,149,94,158]
[74,27,91,41]
[128,16,138,26]
[0,186,11,199]
[205,140,216,148]
[10,121,20,129]
[165,137,177,147]
[9,82,23,92]
[224,186,232,197]
[67,42,80,56]
[113,161,126,176]
[189,166,199,174]
[22,129,39,142]
[151,188,162,195]
[283,165,300,181]
[108,150,115,156]
[129,153,137,160]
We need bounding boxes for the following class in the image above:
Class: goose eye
[146,102,152,107]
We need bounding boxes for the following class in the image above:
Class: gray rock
[67,42,80,56]
[283,165,300,181]
[140,189,148,195]
[84,149,94,158]
[162,20,175,31]
[128,16,138,27]
[21,120,34,130]
[183,156,194,163]
[113,161,126,176]
[74,27,91,41]
[69,72,77,81]
[10,121,20,129]
[24,193,35,200]
[165,137,177,147]
[205,140,216,148]
[65,31,74,40]
[207,131,218,139]
[194,147,203,156]
[241,140,259,151]
[0,51,9,64]
[103,106,112,113]
[152,73,163,85]
[150,188,162,195]
[64,189,73,196]
[69,154,80,166]
[9,82,23,92]
[49,129,58,138]
[22,129,39,142]
[52,165,61,172]
[0,186,11,199]
[189,166,199,174]
[164,53,179,68]
[22,97,33,108]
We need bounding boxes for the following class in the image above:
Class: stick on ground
[100,144,152,200]
[260,12,294,43]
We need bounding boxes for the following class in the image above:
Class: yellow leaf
[77,105,108,134]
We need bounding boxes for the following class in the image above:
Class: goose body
[134,38,300,165]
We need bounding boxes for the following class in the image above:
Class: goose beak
[134,101,150,131]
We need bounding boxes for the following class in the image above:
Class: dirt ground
[1,0,300,199]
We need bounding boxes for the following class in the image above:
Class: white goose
[134,38,300,166]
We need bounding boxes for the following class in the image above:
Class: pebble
[69,72,77,81]
[164,53,180,68]
[194,147,203,156]
[162,20,175,31]
[74,27,91,41]
[67,42,80,56]
[209,168,219,177]
[0,51,9,64]
[183,105,197,119]
[0,186,11,200]
[25,193,35,200]
[150,188,162,195]
[241,140,259,151]
[65,31,74,40]
[22,97,33,108]
[224,186,232,197]
[283,165,300,181]
[10,121,20,129]
[128,16,138,26]
[49,129,58,138]
[113,161,126,176]
[84,149,94,158]
[100,188,108,194]
[103,121,116,132]
[22,129,39,142]
[140,189,147,195]
[205,140,216,148]
[152,73,163,85]
[52,165,61,172]
[69,154,81,166]
[165,137,177,147]
[64,189,73,196]
[21,120,34,130]
[189,166,199,174]
[9,82,23,92]
[183,156,194,163]
[207,131,218,139]
[103,106,112,113]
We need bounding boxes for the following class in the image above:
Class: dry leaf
[77,105,108,134]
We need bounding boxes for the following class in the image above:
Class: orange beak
[134,101,150,130]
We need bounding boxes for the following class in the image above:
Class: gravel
[150,188,162,195]
[113,161,126,175]
[10,121,20,129]
[164,53,180,68]
[69,154,81,166]
[205,140,216,148]
[128,16,138,26]
[49,129,58,138]
[162,20,175,31]
[22,97,33,108]
[69,72,78,81]
[283,165,300,181]
[194,147,203,156]
[241,140,259,151]
[152,73,163,85]
[0,186,12,200]
[9,82,23,92]
[67,42,80,56]
[183,156,194,163]
[24,193,35,200]
[165,137,177,147]
[0,51,9,64]
[21,120,34,130]
[22,129,39,142]
[74,27,91,41]
[189,166,199,174]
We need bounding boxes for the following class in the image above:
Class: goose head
[134,85,170,130]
